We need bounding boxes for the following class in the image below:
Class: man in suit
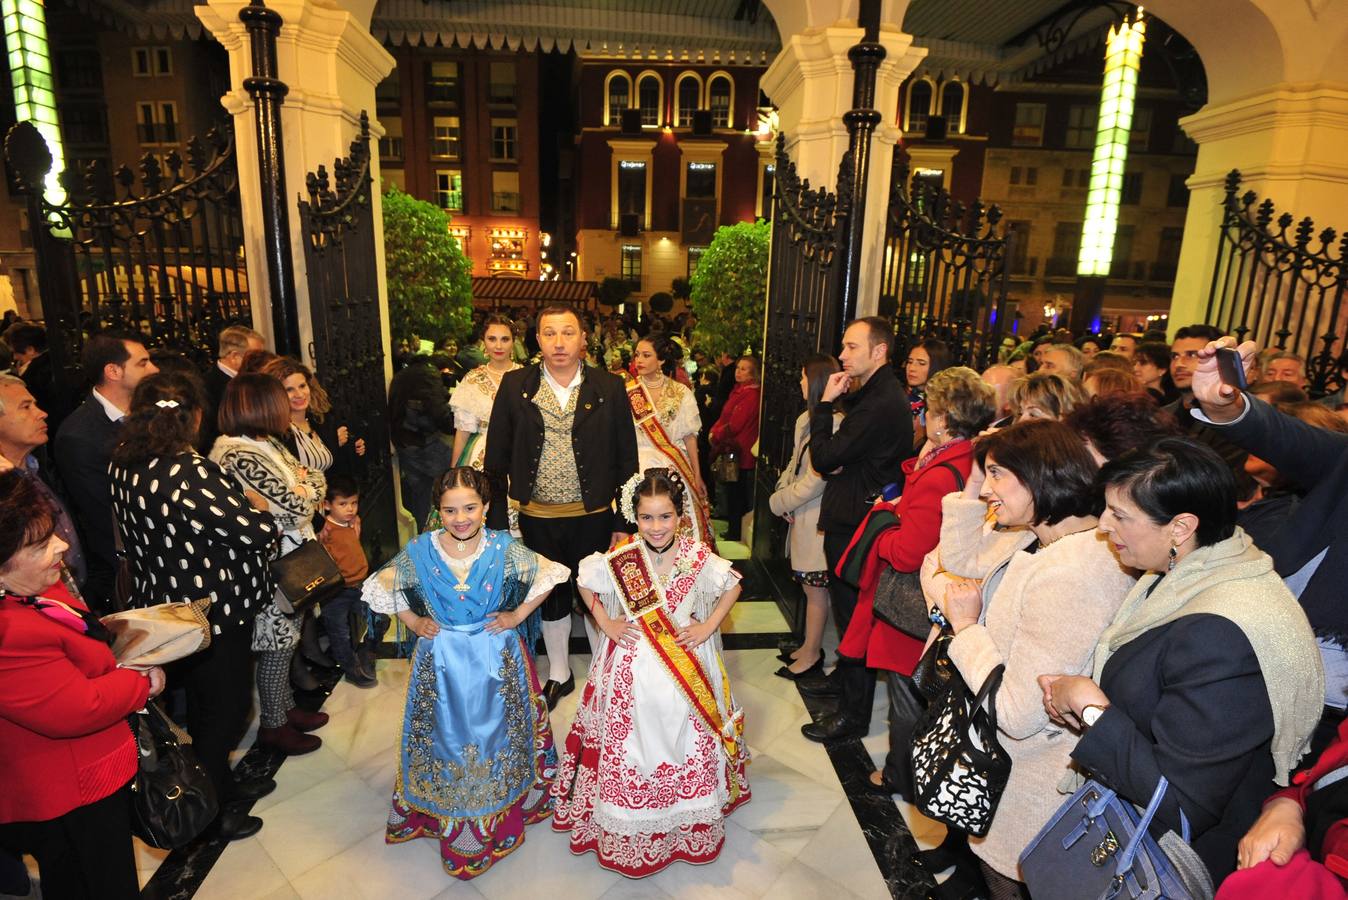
[54,332,158,613]
[486,305,639,709]
[0,374,86,588]
[201,325,265,449]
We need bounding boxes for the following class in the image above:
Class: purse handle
[1110,776,1197,883]
[973,663,1005,735]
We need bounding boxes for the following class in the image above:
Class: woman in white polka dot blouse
[109,371,279,841]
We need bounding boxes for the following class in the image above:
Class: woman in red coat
[710,356,761,542]
[801,368,997,794]
[0,471,165,899]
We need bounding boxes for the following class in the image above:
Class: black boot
[299,611,335,668]
[801,656,876,742]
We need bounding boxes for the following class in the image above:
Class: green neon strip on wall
[1078,13,1145,277]
[3,0,66,205]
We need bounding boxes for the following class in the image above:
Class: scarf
[1090,528,1323,787]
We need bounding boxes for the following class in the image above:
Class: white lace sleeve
[449,382,483,434]
[525,554,571,605]
[361,567,403,614]
[700,552,742,597]
[576,552,617,595]
[671,388,702,443]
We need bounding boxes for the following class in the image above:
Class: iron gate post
[833,40,886,350]
[240,0,301,357]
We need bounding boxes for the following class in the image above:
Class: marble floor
[9,592,953,899]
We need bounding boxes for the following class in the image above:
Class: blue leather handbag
[1019,776,1213,900]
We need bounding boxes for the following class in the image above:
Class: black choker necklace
[447,526,482,553]
[643,536,677,562]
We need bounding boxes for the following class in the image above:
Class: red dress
[837,440,974,676]
[0,581,149,824]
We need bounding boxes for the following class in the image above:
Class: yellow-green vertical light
[3,0,65,205]
[1078,13,1145,277]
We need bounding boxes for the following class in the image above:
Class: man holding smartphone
[1191,336,1348,747]
[1160,323,1248,473]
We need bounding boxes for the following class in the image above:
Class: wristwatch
[1082,704,1109,727]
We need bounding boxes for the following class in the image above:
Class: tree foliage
[690,220,770,358]
[598,276,632,307]
[381,186,472,345]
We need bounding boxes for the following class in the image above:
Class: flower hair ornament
[155,399,180,409]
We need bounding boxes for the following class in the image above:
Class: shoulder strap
[937,461,965,491]
[793,437,812,476]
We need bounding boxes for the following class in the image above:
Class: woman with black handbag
[211,374,329,757]
[0,471,166,898]
[802,368,996,779]
[111,372,279,841]
[929,419,1135,898]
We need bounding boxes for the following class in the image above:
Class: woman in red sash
[626,337,713,542]
[551,468,750,876]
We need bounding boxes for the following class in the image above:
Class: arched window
[675,72,702,127]
[906,79,933,133]
[636,73,662,127]
[707,74,733,128]
[605,71,632,126]
[941,81,967,134]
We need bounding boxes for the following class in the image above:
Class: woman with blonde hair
[1008,371,1088,422]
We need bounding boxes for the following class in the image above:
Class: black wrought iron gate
[3,121,251,388]
[1205,169,1348,397]
[296,112,398,568]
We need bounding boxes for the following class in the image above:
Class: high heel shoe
[774,653,824,681]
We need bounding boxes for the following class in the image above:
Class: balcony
[492,192,522,213]
[1149,261,1178,283]
[1044,256,1078,278]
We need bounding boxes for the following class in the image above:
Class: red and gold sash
[625,377,714,541]
[605,539,744,783]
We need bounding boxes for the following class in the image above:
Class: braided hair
[433,466,492,507]
[111,372,205,467]
[631,467,686,518]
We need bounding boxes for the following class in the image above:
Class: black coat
[484,364,638,516]
[809,366,911,535]
[1215,395,1348,641]
[1161,395,1248,473]
[1072,614,1275,884]
[387,358,455,450]
[109,451,278,634]
[200,363,233,451]
[53,394,121,578]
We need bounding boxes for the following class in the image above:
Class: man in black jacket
[54,332,158,613]
[486,305,638,709]
[800,316,911,739]
[201,324,265,450]
[1192,337,1348,744]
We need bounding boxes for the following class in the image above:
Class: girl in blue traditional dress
[363,467,569,879]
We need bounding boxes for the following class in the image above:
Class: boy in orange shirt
[318,475,377,688]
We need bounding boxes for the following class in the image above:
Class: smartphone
[1215,347,1249,390]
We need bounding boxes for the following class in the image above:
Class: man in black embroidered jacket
[799,316,911,741]
[485,305,638,709]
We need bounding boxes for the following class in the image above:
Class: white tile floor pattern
[146,598,929,900]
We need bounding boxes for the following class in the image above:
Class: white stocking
[583,613,602,658]
[541,616,573,683]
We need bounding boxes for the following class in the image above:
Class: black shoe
[358,645,377,672]
[231,775,276,802]
[797,674,842,699]
[801,713,866,743]
[216,810,263,841]
[343,665,378,689]
[542,673,575,711]
[775,654,824,681]
[300,614,336,669]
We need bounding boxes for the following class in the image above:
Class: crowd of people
[3,300,1348,899]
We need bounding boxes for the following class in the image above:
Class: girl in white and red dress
[551,467,750,877]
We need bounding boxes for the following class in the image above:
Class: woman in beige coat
[934,420,1136,898]
[769,354,841,678]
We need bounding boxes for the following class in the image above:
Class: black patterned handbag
[129,701,219,849]
[909,664,1011,837]
[911,626,956,700]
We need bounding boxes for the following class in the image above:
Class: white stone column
[760,21,926,316]
[196,0,395,371]
[1168,83,1348,332]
